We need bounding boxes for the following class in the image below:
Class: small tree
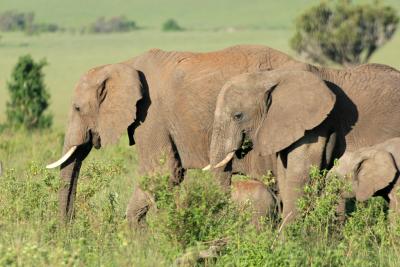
[290,0,399,65]
[6,55,52,129]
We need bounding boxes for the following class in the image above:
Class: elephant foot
[126,185,154,229]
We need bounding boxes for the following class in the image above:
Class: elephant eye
[233,112,244,121]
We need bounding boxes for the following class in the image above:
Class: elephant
[208,64,400,222]
[330,137,400,218]
[45,45,302,225]
[231,179,277,228]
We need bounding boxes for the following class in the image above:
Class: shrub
[290,0,399,65]
[87,16,137,33]
[142,170,250,250]
[162,19,183,31]
[6,55,53,129]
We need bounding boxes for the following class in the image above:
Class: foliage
[0,10,34,32]
[86,16,138,33]
[5,55,53,129]
[290,0,399,65]
[162,18,184,31]
[0,10,63,34]
[216,167,400,266]
[27,23,64,34]
[1,130,400,265]
[142,170,251,250]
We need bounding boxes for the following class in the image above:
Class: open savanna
[1,0,400,266]
[1,0,400,126]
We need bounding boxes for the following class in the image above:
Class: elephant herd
[46,44,400,228]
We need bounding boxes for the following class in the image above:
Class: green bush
[5,55,53,129]
[162,19,183,31]
[215,167,400,266]
[290,0,399,65]
[142,170,251,250]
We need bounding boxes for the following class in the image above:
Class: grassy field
[1,0,400,266]
[1,129,400,266]
[0,0,400,127]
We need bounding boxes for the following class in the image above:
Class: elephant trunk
[52,113,93,222]
[209,123,242,188]
[210,123,242,167]
[59,140,92,222]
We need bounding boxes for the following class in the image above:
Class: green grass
[0,0,399,127]
[0,0,313,29]
[0,29,294,126]
[1,130,400,266]
[1,1,400,265]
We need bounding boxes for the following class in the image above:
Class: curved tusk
[214,151,235,169]
[202,165,211,171]
[46,146,77,169]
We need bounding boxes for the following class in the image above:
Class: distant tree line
[83,16,138,33]
[83,17,184,33]
[0,10,184,34]
[0,10,64,34]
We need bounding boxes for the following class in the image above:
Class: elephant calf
[331,138,400,217]
[231,179,276,228]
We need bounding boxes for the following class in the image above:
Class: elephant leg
[214,169,232,191]
[126,134,185,228]
[388,180,400,225]
[278,132,328,223]
[336,198,346,223]
[126,184,154,228]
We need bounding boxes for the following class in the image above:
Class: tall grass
[1,129,400,266]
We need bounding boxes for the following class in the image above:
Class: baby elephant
[331,138,400,216]
[231,179,276,228]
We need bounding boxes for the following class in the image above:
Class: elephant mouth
[235,134,253,159]
[212,133,253,169]
[91,130,101,149]
[46,130,99,169]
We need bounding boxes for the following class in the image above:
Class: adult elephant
[208,64,400,221]
[45,45,301,225]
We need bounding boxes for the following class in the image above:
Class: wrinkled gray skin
[231,179,276,229]
[209,64,400,222]
[56,45,302,225]
[330,137,400,218]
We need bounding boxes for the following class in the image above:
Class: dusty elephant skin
[231,179,276,229]
[330,137,400,218]
[46,45,304,225]
[209,64,400,222]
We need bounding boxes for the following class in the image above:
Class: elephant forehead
[222,87,261,109]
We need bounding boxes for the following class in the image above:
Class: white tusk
[46,146,78,169]
[214,151,235,169]
[202,165,211,171]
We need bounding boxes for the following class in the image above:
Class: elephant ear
[257,71,336,155]
[97,64,143,146]
[354,150,397,201]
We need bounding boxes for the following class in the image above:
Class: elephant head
[209,70,336,170]
[46,63,143,221]
[331,149,398,201]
